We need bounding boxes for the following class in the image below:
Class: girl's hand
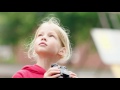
[69,71,78,78]
[44,67,61,78]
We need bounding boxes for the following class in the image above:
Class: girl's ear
[58,47,66,57]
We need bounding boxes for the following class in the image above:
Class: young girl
[12,16,78,78]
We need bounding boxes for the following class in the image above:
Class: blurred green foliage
[0,12,101,47]
[52,12,101,46]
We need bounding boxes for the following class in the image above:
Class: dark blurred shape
[51,63,70,78]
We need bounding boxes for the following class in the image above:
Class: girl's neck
[36,55,57,70]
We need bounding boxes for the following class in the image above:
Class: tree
[0,12,47,46]
[0,12,101,48]
[48,12,101,47]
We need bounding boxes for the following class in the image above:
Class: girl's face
[34,24,62,57]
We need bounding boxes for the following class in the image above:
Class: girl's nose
[41,37,47,41]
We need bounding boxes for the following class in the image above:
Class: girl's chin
[36,51,48,54]
[36,51,56,57]
[36,50,51,55]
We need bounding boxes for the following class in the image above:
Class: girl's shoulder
[12,65,33,78]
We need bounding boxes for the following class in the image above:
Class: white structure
[91,28,120,65]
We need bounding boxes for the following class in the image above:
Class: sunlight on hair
[27,16,72,62]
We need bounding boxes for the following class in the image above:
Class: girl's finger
[51,74,61,78]
[69,71,77,76]
[48,70,60,76]
[47,67,60,73]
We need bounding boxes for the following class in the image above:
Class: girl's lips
[39,42,47,46]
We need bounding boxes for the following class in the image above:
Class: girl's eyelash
[50,35,54,37]
[38,34,42,36]
[37,34,56,38]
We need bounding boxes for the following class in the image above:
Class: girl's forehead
[37,24,58,34]
[38,28,57,34]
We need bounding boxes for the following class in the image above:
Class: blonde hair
[28,16,72,62]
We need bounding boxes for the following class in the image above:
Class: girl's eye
[49,35,54,37]
[38,34,42,37]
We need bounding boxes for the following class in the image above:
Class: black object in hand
[51,63,70,78]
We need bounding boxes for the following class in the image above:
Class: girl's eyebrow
[38,31,44,35]
[49,31,57,35]
[37,31,57,36]
[49,32,58,37]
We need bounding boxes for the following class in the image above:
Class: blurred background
[0,12,120,78]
